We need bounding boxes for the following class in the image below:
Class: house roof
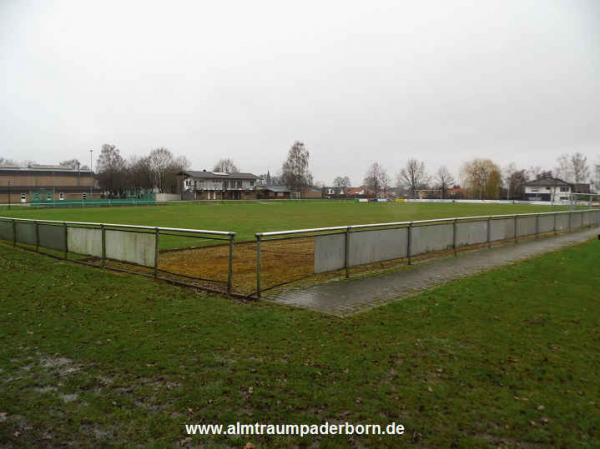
[524,177,570,187]
[0,165,93,174]
[181,170,257,180]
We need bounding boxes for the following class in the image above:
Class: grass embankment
[1,240,599,448]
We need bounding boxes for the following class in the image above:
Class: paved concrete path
[267,227,600,316]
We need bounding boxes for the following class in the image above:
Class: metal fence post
[101,224,106,267]
[487,216,492,248]
[227,233,234,295]
[407,222,413,265]
[452,218,457,256]
[256,234,262,298]
[535,214,539,239]
[344,226,350,279]
[553,213,557,235]
[12,219,16,247]
[63,222,68,259]
[153,227,159,278]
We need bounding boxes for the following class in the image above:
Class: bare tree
[281,141,313,195]
[146,148,189,193]
[435,166,455,199]
[504,164,529,200]
[332,176,351,188]
[571,152,589,183]
[96,144,127,195]
[213,158,239,173]
[363,162,390,197]
[127,156,154,191]
[397,159,429,199]
[59,159,81,169]
[555,153,589,183]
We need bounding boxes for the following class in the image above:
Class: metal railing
[0,216,236,294]
[254,209,600,298]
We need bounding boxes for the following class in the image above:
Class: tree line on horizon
[2,144,598,199]
[358,152,597,200]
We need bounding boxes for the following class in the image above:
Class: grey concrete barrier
[15,221,36,245]
[410,223,452,256]
[349,228,408,267]
[314,233,346,273]
[38,223,67,252]
[517,215,537,237]
[0,220,13,241]
[67,227,103,258]
[490,218,515,242]
[105,229,156,267]
[538,215,555,234]
[456,221,487,247]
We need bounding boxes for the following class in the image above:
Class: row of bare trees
[95,145,190,196]
[356,152,598,200]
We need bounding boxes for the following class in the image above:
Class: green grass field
[1,238,599,448]
[0,200,570,242]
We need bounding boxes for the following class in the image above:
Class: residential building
[178,170,258,200]
[256,185,291,199]
[523,177,581,202]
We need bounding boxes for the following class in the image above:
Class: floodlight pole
[90,149,94,200]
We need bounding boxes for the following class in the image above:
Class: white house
[177,170,258,200]
[523,177,573,202]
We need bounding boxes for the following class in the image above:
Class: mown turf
[1,241,599,448]
[0,200,570,244]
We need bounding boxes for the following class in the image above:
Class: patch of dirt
[159,238,315,295]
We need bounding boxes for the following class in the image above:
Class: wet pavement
[267,227,600,316]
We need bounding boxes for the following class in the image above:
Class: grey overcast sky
[1,0,599,184]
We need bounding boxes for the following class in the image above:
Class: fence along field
[1,209,599,298]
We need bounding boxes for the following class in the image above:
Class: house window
[560,186,569,192]
[236,180,242,188]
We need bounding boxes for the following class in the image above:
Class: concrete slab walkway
[267,227,600,316]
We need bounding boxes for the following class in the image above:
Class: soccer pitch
[0,200,570,242]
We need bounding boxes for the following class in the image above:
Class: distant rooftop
[0,164,92,173]
[181,170,257,180]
